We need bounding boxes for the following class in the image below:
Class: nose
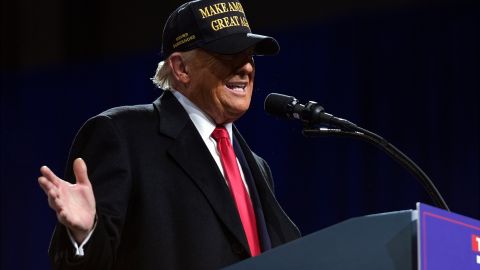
[236,56,254,77]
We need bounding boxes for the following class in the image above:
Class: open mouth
[225,82,247,94]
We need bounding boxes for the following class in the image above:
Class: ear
[168,53,190,84]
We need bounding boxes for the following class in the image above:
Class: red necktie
[211,126,261,257]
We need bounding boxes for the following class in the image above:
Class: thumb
[73,158,90,186]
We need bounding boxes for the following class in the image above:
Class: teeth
[226,83,246,90]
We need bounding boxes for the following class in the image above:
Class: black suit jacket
[49,91,300,270]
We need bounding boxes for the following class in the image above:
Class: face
[180,48,255,124]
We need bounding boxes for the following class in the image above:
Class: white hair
[151,50,198,90]
[151,60,172,90]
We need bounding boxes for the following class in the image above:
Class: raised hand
[38,158,96,243]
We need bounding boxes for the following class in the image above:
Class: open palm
[38,158,96,243]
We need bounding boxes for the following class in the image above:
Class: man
[38,0,300,269]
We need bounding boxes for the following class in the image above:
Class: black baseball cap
[161,0,280,58]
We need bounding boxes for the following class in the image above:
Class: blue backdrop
[1,2,479,270]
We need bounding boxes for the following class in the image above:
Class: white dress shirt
[172,90,249,191]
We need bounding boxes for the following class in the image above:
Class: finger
[47,188,58,200]
[73,158,90,186]
[53,196,64,210]
[40,166,61,187]
[48,196,61,211]
[46,189,64,212]
[38,176,56,195]
[57,211,68,225]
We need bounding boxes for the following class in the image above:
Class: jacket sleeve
[48,114,132,270]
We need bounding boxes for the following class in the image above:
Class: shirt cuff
[66,217,98,256]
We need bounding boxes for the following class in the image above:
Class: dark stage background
[1,0,479,269]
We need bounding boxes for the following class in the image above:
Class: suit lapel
[233,137,272,251]
[233,126,301,246]
[153,91,250,252]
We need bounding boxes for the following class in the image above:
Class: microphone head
[264,93,297,119]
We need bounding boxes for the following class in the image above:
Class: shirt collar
[171,90,233,142]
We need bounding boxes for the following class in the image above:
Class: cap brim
[200,33,280,56]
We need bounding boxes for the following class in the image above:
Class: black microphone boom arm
[302,126,450,211]
[264,92,449,211]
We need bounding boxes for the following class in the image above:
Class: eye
[216,54,235,62]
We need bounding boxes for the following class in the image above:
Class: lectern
[223,203,480,270]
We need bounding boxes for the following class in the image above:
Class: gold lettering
[220,3,227,12]
[211,18,226,31]
[228,2,244,13]
[211,16,245,31]
[198,2,245,19]
[231,16,239,26]
[209,5,218,16]
[172,35,196,48]
[222,17,229,27]
[214,3,223,14]
[237,2,244,13]
[199,7,211,18]
[240,16,249,28]
[175,33,188,41]
[228,2,235,11]
[200,2,245,19]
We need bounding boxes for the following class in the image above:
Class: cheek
[227,90,252,109]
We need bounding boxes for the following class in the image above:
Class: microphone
[264,93,356,130]
[263,92,450,211]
